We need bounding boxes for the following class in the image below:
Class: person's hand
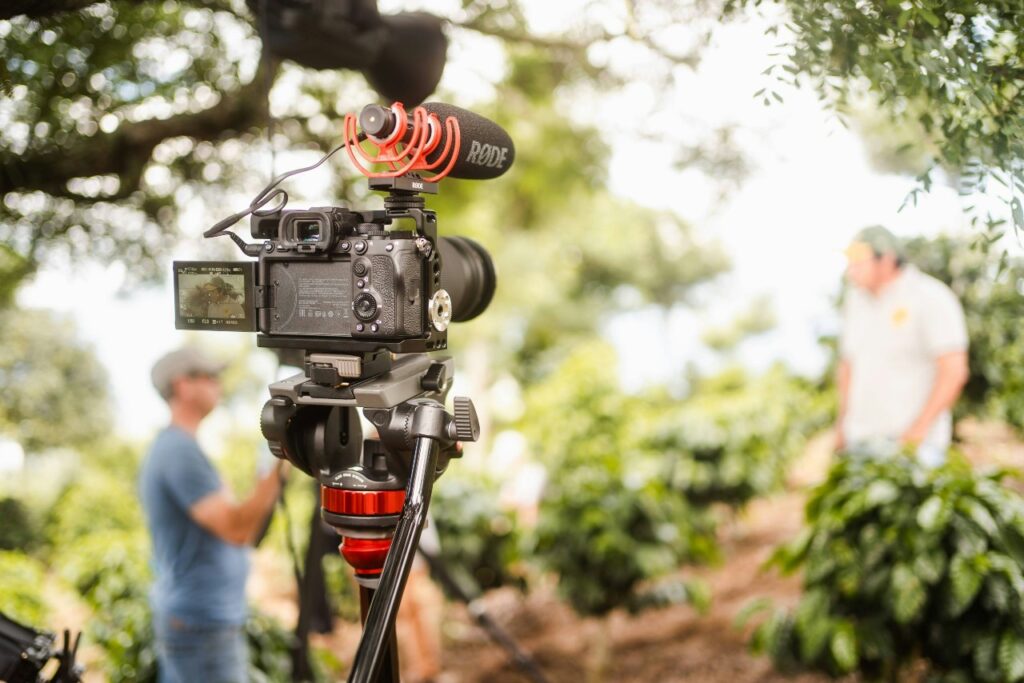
[900,420,930,447]
[832,425,846,454]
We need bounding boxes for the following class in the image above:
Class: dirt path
[385,434,837,682]
[437,486,825,683]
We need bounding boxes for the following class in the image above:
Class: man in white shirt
[836,226,970,466]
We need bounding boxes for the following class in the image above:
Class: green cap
[848,225,904,260]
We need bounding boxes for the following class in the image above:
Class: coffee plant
[745,455,1024,682]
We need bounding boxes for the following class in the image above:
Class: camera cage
[252,176,449,356]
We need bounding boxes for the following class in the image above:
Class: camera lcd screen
[174,261,257,332]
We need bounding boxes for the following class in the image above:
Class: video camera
[173,102,510,359]
[173,101,514,682]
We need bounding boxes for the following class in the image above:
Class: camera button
[385,244,394,252]
[353,261,368,276]
[340,241,351,252]
[356,279,365,289]
[354,241,368,254]
[370,324,379,333]
[355,323,364,332]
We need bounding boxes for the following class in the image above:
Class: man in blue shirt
[140,347,287,683]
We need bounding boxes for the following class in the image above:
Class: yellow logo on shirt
[891,306,909,326]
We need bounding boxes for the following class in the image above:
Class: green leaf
[975,633,999,681]
[865,480,900,507]
[796,589,832,660]
[830,621,858,673]
[963,499,999,536]
[999,631,1024,682]
[913,550,945,585]
[917,494,951,531]
[735,596,774,629]
[891,564,926,623]
[919,8,940,28]
[950,554,984,616]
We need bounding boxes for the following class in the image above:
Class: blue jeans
[154,616,248,683]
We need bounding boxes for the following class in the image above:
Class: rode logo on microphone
[464,140,510,169]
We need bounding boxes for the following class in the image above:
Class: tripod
[261,350,478,682]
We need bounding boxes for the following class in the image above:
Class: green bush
[534,449,717,617]
[745,456,1024,681]
[59,530,313,681]
[46,471,144,543]
[524,343,830,617]
[523,342,718,616]
[0,550,48,626]
[432,474,526,593]
[646,365,832,506]
[0,497,41,552]
[59,530,157,683]
[247,609,297,683]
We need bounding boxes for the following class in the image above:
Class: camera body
[256,207,436,343]
[175,198,452,355]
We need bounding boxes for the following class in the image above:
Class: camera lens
[353,293,378,322]
[438,237,496,322]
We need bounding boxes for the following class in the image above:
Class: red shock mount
[342,102,461,180]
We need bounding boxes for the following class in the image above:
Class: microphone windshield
[422,103,515,180]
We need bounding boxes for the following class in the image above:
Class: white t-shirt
[840,265,968,452]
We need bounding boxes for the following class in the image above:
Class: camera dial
[353,293,379,321]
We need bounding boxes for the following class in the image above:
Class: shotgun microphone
[357,102,515,180]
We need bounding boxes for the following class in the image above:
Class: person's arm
[900,350,969,446]
[190,463,287,546]
[835,359,851,452]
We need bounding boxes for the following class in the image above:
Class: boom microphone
[357,102,515,180]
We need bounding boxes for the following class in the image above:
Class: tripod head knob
[449,396,480,442]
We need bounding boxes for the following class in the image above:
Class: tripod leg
[358,587,401,683]
[348,435,439,683]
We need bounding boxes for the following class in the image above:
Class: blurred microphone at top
[249,0,447,106]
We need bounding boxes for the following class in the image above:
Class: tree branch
[0,0,96,20]
[450,15,700,69]
[0,0,237,20]
[0,58,275,198]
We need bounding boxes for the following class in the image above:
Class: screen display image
[174,262,256,331]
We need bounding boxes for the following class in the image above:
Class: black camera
[173,103,515,682]
[174,181,495,355]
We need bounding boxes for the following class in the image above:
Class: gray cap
[151,347,227,400]
[848,225,904,260]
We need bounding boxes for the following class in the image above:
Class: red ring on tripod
[340,537,392,575]
[321,486,406,516]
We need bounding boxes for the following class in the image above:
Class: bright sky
[15,2,989,441]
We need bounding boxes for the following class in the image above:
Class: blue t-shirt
[139,426,249,625]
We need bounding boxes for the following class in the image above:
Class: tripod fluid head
[260,349,479,682]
